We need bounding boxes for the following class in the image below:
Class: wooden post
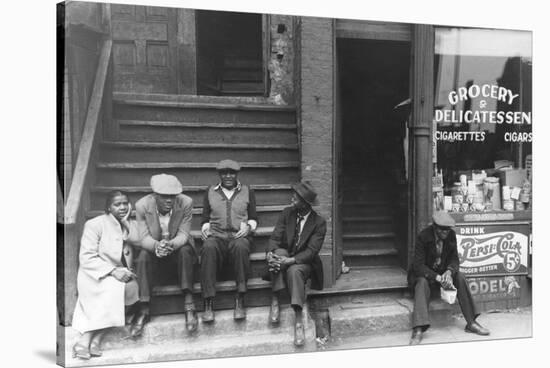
[410,24,434,264]
[177,9,197,94]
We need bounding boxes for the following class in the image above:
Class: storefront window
[433,27,532,214]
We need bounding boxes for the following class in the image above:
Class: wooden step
[150,277,275,315]
[90,184,293,209]
[342,205,394,217]
[87,206,286,232]
[343,232,396,250]
[222,70,263,82]
[151,250,270,286]
[343,216,394,233]
[100,141,299,163]
[95,162,300,186]
[116,120,297,144]
[343,248,400,268]
[114,98,295,125]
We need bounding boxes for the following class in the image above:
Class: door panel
[111,4,178,93]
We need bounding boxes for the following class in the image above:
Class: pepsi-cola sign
[456,224,529,276]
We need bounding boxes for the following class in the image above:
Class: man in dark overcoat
[409,210,490,345]
[266,181,326,347]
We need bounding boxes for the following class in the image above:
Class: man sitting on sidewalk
[266,181,326,347]
[409,210,490,345]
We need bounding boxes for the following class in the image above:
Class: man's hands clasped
[267,252,295,273]
[155,239,174,258]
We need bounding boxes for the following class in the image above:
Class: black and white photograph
[54,0,537,366]
[4,0,549,367]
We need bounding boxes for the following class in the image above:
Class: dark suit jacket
[409,225,460,285]
[135,193,195,253]
[267,206,327,290]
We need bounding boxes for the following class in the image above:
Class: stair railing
[61,38,112,325]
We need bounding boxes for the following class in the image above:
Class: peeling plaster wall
[267,15,295,105]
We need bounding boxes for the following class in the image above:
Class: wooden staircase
[341,170,402,270]
[88,92,299,314]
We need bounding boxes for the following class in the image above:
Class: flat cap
[150,174,182,195]
[216,159,240,172]
[432,210,456,228]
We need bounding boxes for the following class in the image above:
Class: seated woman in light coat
[71,191,140,360]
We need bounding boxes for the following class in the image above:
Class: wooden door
[111,4,178,93]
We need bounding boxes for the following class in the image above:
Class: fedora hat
[292,181,319,206]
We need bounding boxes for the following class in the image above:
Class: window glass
[433,28,532,213]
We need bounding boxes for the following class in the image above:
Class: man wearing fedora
[266,181,326,347]
[409,210,490,345]
[200,159,258,322]
[133,174,197,335]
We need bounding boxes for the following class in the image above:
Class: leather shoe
[269,302,280,325]
[465,321,490,336]
[294,322,305,347]
[89,341,102,357]
[130,312,149,338]
[185,309,198,333]
[72,342,91,360]
[409,327,423,345]
[234,295,246,321]
[202,298,215,323]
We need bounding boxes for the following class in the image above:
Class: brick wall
[267,14,296,105]
[299,17,334,287]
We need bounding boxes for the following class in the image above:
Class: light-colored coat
[72,214,139,333]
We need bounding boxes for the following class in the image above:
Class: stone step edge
[62,321,315,367]
[328,298,456,336]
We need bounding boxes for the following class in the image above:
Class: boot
[234,293,246,320]
[202,298,215,323]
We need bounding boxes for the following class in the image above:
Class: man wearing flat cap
[200,159,258,322]
[266,181,326,347]
[133,174,197,335]
[409,210,490,345]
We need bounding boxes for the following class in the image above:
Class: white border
[2,0,547,367]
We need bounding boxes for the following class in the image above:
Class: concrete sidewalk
[322,307,532,351]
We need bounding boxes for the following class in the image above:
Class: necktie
[291,213,305,254]
[434,238,443,270]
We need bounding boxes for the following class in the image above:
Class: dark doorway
[196,10,265,96]
[337,38,410,270]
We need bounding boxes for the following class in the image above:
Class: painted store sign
[456,224,529,276]
[467,276,522,302]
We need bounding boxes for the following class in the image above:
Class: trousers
[200,236,251,298]
[135,245,196,304]
[412,271,479,330]
[270,248,312,308]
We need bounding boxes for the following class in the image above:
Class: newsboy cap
[216,159,241,172]
[292,181,319,206]
[150,174,182,195]
[432,210,456,228]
